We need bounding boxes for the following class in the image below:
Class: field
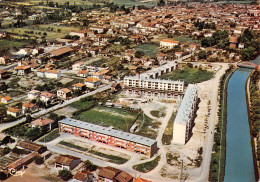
[38,129,60,142]
[133,155,161,173]
[113,0,156,7]
[160,67,214,86]
[3,25,79,40]
[74,106,139,131]
[0,40,29,51]
[134,42,160,57]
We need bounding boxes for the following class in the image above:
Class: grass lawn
[160,67,214,86]
[70,99,95,110]
[0,40,28,51]
[58,140,128,164]
[134,42,160,57]
[113,0,156,7]
[87,58,108,67]
[135,112,157,139]
[162,112,175,145]
[38,129,60,142]
[7,90,26,97]
[133,155,161,173]
[74,106,138,131]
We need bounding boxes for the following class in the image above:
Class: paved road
[0,85,111,131]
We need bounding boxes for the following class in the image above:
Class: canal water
[224,56,260,182]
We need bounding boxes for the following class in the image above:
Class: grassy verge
[133,155,161,173]
[162,112,175,145]
[135,112,157,139]
[38,129,60,142]
[160,67,214,86]
[209,65,235,182]
[58,141,128,164]
[59,141,88,151]
[150,110,165,118]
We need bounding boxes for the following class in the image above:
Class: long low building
[59,118,157,157]
[123,76,184,102]
[172,84,199,145]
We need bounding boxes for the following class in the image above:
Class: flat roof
[124,76,184,85]
[59,118,157,147]
[174,84,198,125]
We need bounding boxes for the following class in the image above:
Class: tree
[34,156,44,164]
[59,169,73,181]
[25,127,41,140]
[198,50,207,59]
[25,114,33,122]
[135,50,144,58]
[84,160,97,171]
[157,0,165,6]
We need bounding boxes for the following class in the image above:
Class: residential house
[73,62,85,71]
[72,171,94,182]
[45,70,61,79]
[0,56,10,65]
[84,78,101,88]
[22,102,37,114]
[69,30,88,39]
[55,154,81,170]
[77,70,89,78]
[72,83,86,91]
[40,92,55,103]
[115,171,133,182]
[57,88,72,99]
[98,167,121,182]
[160,39,179,49]
[229,36,239,48]
[15,65,31,75]
[1,96,13,104]
[31,118,56,131]
[17,140,47,154]
[7,107,22,117]
[28,90,41,100]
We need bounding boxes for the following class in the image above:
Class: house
[1,96,13,104]
[77,70,89,78]
[45,70,61,79]
[57,88,72,99]
[0,56,10,65]
[31,118,56,131]
[84,78,101,88]
[73,62,85,71]
[49,47,74,59]
[15,65,31,75]
[40,92,55,103]
[160,39,179,49]
[0,69,9,79]
[55,154,81,170]
[229,36,238,49]
[7,107,22,117]
[28,90,41,100]
[17,140,47,154]
[115,171,133,182]
[70,30,88,39]
[72,171,94,182]
[22,102,37,114]
[98,167,121,182]
[72,83,86,91]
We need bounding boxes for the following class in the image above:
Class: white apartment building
[123,76,184,101]
[172,84,199,145]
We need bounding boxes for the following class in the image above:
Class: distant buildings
[59,118,157,157]
[172,84,199,145]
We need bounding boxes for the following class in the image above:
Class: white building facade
[172,84,199,145]
[123,76,184,101]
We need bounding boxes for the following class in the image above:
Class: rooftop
[59,118,157,147]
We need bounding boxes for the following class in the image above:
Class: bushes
[209,65,235,182]
[34,156,44,165]
[133,156,161,173]
[59,169,73,181]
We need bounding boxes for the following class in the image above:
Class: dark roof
[50,47,73,57]
[98,167,121,180]
[18,140,47,152]
[55,154,81,166]
[115,171,133,182]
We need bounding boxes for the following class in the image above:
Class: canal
[224,56,260,182]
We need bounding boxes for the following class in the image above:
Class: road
[187,63,229,182]
[0,85,111,131]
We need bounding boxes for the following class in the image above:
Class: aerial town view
[0,0,259,181]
